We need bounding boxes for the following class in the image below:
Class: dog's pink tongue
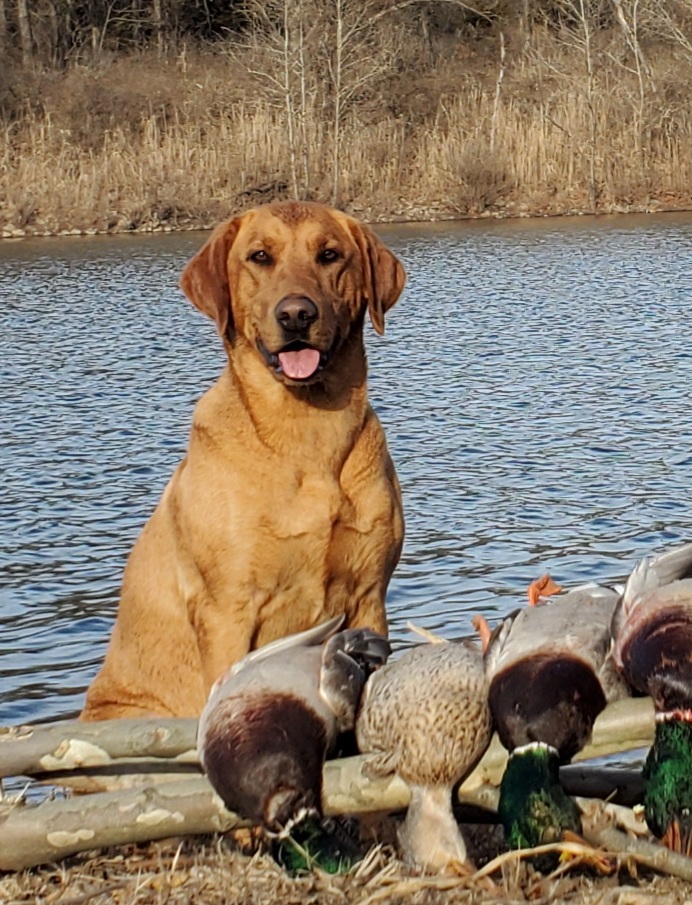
[278,348,320,379]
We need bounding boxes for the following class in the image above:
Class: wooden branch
[586,826,692,882]
[0,696,655,785]
[0,718,198,778]
[0,778,244,872]
[0,697,657,871]
[0,760,662,874]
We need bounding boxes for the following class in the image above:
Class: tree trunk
[0,697,658,872]
[331,0,343,205]
[152,0,164,55]
[17,0,33,65]
[0,778,245,871]
[0,696,655,789]
[46,0,59,64]
[0,0,7,59]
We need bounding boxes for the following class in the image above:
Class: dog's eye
[248,250,273,265]
[318,248,341,264]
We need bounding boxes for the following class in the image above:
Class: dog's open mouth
[259,340,330,382]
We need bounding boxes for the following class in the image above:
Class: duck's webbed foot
[661,818,692,857]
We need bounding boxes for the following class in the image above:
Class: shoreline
[4,199,692,242]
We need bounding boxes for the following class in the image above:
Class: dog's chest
[263,472,351,541]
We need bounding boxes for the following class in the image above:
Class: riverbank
[2,823,692,904]
[3,18,692,240]
[4,199,692,241]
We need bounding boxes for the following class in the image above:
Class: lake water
[2,212,692,726]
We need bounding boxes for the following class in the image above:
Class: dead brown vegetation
[2,2,692,235]
[2,828,692,905]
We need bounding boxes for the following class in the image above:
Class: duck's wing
[645,541,692,587]
[485,585,619,678]
[481,607,521,677]
[611,542,692,642]
[319,628,391,733]
[210,615,346,691]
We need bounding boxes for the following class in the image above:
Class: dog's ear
[179,217,242,338]
[349,222,406,336]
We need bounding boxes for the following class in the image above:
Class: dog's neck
[219,334,370,472]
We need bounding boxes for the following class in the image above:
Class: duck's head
[643,711,692,855]
[498,742,582,871]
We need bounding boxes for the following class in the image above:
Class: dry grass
[1,825,691,905]
[2,27,692,236]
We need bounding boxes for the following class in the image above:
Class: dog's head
[179,201,406,386]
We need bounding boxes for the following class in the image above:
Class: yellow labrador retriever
[82,201,405,720]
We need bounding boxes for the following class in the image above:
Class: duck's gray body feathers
[198,616,390,830]
[612,542,692,711]
[485,583,627,760]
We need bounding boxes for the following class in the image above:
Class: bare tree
[577,0,597,209]
[0,0,7,57]
[638,0,692,59]
[239,0,320,198]
[489,30,506,152]
[152,0,164,55]
[18,0,34,63]
[324,0,403,204]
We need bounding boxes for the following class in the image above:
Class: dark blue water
[2,212,692,725]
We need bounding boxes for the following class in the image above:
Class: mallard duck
[197,615,390,869]
[355,640,492,874]
[611,541,692,855]
[478,580,628,862]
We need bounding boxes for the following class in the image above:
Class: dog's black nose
[275,296,318,333]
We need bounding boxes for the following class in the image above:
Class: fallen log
[0,697,655,871]
[0,756,647,873]
[0,778,244,871]
[0,696,655,786]
[0,718,199,779]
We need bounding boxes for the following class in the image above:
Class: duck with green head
[477,579,628,866]
[611,541,692,855]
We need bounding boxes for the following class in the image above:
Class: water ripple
[2,214,692,723]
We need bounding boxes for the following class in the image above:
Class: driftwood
[0,696,655,785]
[0,718,199,781]
[0,778,244,871]
[0,761,647,873]
[587,826,692,883]
[0,696,656,872]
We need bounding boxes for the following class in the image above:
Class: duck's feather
[611,542,692,644]
[613,579,692,708]
[320,630,391,732]
[356,641,492,787]
[212,614,345,689]
[484,583,626,760]
[485,583,621,681]
[198,621,388,829]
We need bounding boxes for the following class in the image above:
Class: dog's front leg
[192,600,256,693]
